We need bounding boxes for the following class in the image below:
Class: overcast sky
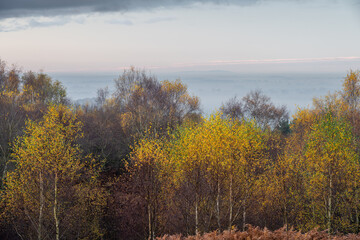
[0,0,360,73]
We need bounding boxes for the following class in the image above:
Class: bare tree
[220,96,243,120]
[221,90,288,130]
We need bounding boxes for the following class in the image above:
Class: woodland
[1,59,360,239]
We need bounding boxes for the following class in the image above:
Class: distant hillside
[73,97,97,106]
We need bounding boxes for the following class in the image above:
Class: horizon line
[43,56,360,73]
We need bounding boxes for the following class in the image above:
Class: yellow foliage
[1,104,106,239]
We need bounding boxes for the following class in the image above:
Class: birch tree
[1,105,106,240]
[304,112,358,233]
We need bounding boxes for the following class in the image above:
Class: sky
[0,0,360,73]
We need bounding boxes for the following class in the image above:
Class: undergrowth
[157,225,360,240]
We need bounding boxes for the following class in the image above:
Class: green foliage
[303,112,359,233]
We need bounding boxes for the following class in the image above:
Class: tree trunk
[328,174,332,234]
[284,204,288,231]
[152,205,156,239]
[228,174,233,230]
[54,172,60,240]
[0,143,9,188]
[1,158,8,188]
[148,203,152,240]
[195,193,199,236]
[353,112,359,233]
[283,180,288,231]
[242,203,246,232]
[243,180,248,232]
[38,171,44,240]
[356,190,359,233]
[216,180,221,230]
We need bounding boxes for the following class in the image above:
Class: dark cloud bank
[0,0,258,19]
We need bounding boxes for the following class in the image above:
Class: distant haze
[52,70,346,116]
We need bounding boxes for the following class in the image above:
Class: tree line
[0,58,360,239]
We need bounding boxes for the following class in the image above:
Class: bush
[157,225,360,240]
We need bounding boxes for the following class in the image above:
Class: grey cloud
[27,19,69,28]
[0,0,258,19]
[0,17,76,32]
[145,17,176,24]
[106,19,134,25]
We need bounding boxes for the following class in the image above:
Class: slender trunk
[243,179,248,232]
[13,222,25,240]
[353,112,359,233]
[228,174,233,230]
[216,180,221,230]
[185,194,189,236]
[284,204,288,231]
[54,172,60,240]
[147,162,154,240]
[185,212,189,236]
[242,203,246,231]
[0,143,8,188]
[205,208,213,233]
[38,171,44,240]
[195,167,200,236]
[328,174,332,234]
[152,204,156,239]
[148,203,152,240]
[1,159,8,188]
[356,190,359,233]
[283,179,288,231]
[195,193,199,236]
[138,106,143,135]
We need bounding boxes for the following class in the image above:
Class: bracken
[157,225,360,240]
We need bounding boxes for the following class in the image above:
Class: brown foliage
[103,174,148,240]
[157,225,360,240]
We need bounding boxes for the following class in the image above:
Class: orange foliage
[158,225,360,240]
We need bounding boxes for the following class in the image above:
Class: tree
[167,113,266,234]
[221,90,288,130]
[21,71,68,109]
[127,134,170,240]
[83,67,201,173]
[339,70,360,231]
[168,120,207,235]
[0,60,23,187]
[1,105,106,240]
[113,67,201,137]
[304,112,358,233]
[342,70,360,114]
[0,60,69,188]
[228,119,266,231]
[78,102,128,172]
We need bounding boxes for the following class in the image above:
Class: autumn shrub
[157,225,360,240]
